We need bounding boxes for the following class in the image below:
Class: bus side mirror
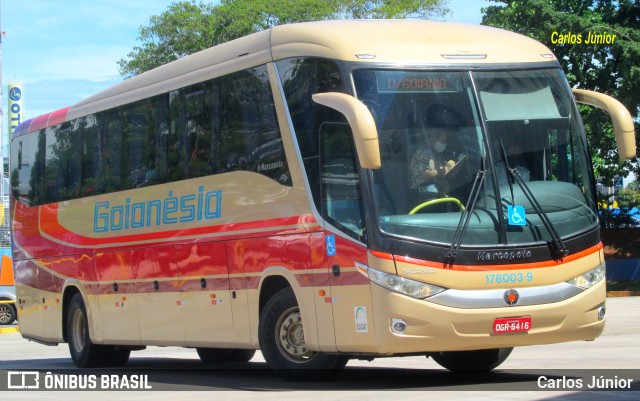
[572,88,636,160]
[312,92,381,169]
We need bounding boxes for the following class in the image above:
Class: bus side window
[97,111,123,193]
[276,57,348,206]
[320,122,366,240]
[184,83,214,179]
[32,131,47,206]
[147,95,169,186]
[10,133,39,204]
[217,66,291,185]
[44,122,80,203]
[79,115,100,197]
[168,89,184,182]
[122,106,148,189]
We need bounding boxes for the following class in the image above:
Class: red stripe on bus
[28,113,51,132]
[48,107,71,126]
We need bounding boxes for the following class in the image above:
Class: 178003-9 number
[485,272,533,285]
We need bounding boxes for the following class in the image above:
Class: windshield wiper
[499,141,569,259]
[445,159,486,265]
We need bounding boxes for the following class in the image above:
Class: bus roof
[13,19,556,139]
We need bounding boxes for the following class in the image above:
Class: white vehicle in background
[0,259,16,325]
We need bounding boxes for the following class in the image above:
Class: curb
[607,291,640,297]
[0,326,19,334]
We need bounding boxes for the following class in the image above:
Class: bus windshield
[352,68,598,246]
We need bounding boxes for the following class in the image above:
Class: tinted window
[218,67,291,185]
[12,64,291,206]
[276,58,347,209]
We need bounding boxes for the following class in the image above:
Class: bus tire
[430,347,513,372]
[196,347,233,363]
[259,287,347,381]
[229,349,256,362]
[66,293,106,368]
[0,303,16,325]
[105,346,131,367]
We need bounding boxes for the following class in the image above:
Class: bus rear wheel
[105,346,131,367]
[197,348,232,363]
[430,347,513,372]
[259,287,347,380]
[66,293,106,368]
[196,348,256,364]
[229,349,256,362]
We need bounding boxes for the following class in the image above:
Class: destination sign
[375,71,461,93]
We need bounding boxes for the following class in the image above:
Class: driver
[410,125,456,196]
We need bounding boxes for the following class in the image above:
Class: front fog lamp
[391,318,407,334]
[364,265,445,299]
[567,263,605,289]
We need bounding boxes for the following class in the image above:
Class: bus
[10,20,636,379]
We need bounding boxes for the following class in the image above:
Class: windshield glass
[352,68,597,246]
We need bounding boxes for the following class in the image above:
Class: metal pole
[0,0,5,231]
[0,0,4,201]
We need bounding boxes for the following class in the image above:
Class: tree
[337,0,449,19]
[616,185,640,209]
[117,2,219,77]
[117,0,450,77]
[481,0,640,187]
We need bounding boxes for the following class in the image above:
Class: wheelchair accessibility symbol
[508,205,526,226]
[326,234,337,257]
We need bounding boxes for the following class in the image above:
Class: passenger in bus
[409,126,457,197]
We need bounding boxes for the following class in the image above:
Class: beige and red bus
[10,20,636,379]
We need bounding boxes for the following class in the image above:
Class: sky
[0,0,490,132]
[1,0,179,130]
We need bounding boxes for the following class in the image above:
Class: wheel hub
[277,308,316,362]
[71,308,86,352]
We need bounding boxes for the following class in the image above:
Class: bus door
[319,122,376,352]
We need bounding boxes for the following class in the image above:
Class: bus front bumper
[365,279,606,355]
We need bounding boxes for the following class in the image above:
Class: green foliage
[482,0,640,187]
[117,2,219,77]
[616,185,640,209]
[337,0,450,19]
[117,0,450,77]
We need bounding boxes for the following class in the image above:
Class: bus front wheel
[430,347,513,372]
[258,287,347,380]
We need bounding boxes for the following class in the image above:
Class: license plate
[493,316,532,334]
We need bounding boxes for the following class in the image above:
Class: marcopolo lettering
[257,160,284,172]
[477,250,532,262]
[94,186,222,233]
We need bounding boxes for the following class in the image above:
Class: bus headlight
[567,263,605,289]
[365,265,445,299]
